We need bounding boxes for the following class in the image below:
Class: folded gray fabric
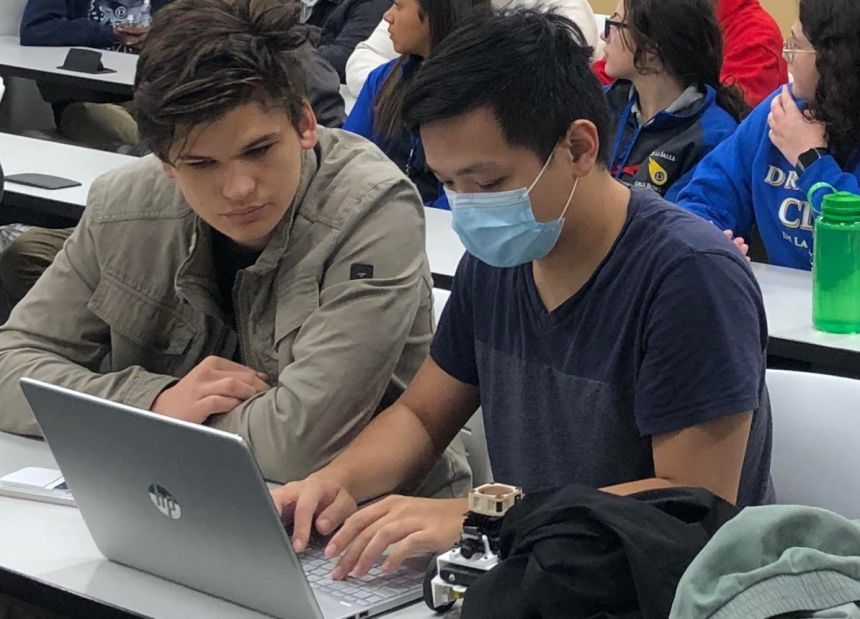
[781,602,860,618]
[670,506,860,619]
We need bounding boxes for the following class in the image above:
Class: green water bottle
[810,186,860,334]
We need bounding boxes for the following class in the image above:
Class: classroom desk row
[0,35,135,97]
[0,132,136,219]
[751,262,860,372]
[0,131,858,374]
[0,432,448,619]
[0,133,858,616]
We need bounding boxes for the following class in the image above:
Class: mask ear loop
[525,147,580,221]
[557,177,580,221]
[526,150,557,194]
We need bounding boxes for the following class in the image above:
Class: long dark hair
[800,0,860,168]
[620,0,749,121]
[373,0,490,139]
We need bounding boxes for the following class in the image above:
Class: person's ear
[160,160,177,181]
[642,48,664,74]
[297,100,318,150]
[560,120,600,177]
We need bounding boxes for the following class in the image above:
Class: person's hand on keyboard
[272,474,358,554]
[323,496,467,581]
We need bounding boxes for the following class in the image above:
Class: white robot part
[423,483,524,611]
[468,483,523,517]
[429,535,500,609]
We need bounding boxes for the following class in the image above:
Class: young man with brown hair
[0,0,469,499]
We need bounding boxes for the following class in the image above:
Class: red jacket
[594,0,788,107]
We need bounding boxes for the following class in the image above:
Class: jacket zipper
[233,271,246,366]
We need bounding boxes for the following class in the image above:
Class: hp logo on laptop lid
[148,484,182,520]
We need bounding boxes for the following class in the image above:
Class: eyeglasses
[604,19,629,39]
[782,34,816,64]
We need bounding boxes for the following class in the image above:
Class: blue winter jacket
[606,81,739,204]
[677,88,860,270]
[20,0,171,48]
[344,57,449,210]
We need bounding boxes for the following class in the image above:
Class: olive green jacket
[0,128,470,497]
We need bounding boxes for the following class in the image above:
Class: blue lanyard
[405,134,420,177]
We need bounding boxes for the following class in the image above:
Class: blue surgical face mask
[444,152,579,268]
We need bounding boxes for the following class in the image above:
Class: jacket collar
[609,80,714,126]
[630,84,705,124]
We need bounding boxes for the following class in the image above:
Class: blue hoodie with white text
[676,88,860,270]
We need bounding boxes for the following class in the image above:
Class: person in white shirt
[344,0,600,101]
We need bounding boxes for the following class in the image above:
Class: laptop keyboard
[300,544,423,608]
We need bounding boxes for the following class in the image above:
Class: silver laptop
[20,378,425,619]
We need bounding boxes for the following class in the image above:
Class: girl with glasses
[593,0,787,108]
[677,0,860,270]
[599,0,748,204]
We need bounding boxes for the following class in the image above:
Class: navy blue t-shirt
[431,189,773,507]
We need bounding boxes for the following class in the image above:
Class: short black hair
[403,8,611,165]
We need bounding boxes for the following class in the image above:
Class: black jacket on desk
[306,0,390,83]
[606,80,739,204]
[461,485,740,619]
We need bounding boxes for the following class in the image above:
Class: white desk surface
[424,207,463,282]
[0,432,453,619]
[751,262,860,354]
[1,132,135,212]
[0,35,136,93]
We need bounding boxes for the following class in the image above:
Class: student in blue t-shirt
[676,0,860,271]
[342,0,490,209]
[272,9,773,579]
